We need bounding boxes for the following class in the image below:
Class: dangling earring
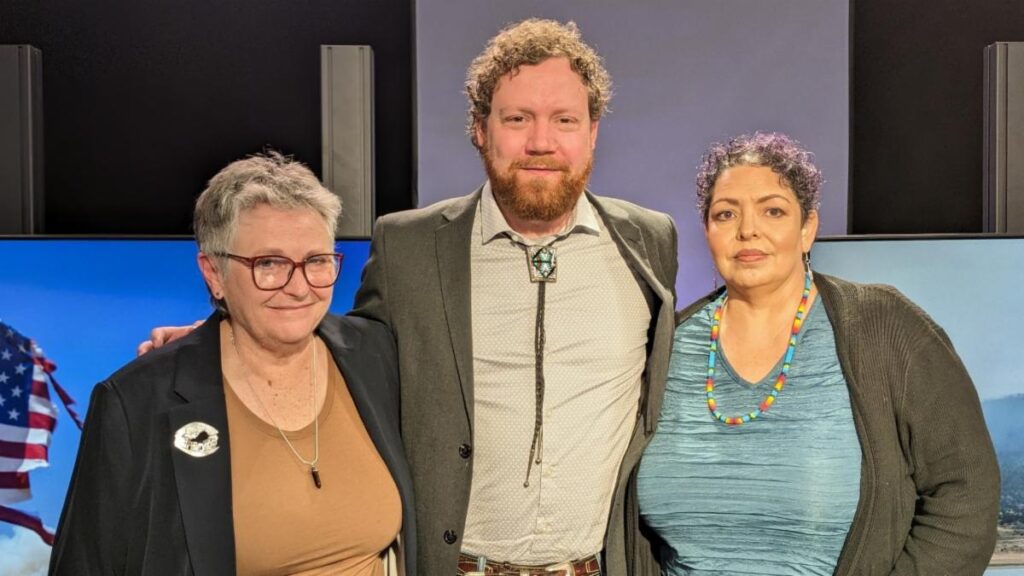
[803,252,814,284]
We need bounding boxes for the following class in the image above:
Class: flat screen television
[811,235,1024,572]
[0,237,370,573]
[2,235,1022,573]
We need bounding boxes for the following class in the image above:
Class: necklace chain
[706,271,812,426]
[229,324,321,487]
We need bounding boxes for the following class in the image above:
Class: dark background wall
[852,0,1024,233]
[0,0,414,234]
[3,1,1022,236]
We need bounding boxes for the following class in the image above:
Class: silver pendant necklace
[229,324,322,489]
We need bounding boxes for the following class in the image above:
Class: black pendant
[311,465,322,489]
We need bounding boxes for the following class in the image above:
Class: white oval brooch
[173,421,220,457]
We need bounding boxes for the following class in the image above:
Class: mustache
[509,158,570,171]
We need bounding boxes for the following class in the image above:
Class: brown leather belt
[456,552,602,576]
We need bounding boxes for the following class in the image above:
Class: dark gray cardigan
[625,273,1000,576]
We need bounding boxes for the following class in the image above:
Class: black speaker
[983,42,1024,234]
[0,45,44,234]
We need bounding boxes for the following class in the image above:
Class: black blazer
[49,313,416,576]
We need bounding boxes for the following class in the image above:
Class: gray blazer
[350,188,678,575]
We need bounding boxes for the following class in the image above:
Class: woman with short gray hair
[51,153,415,576]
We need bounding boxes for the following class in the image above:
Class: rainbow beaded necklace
[706,270,813,426]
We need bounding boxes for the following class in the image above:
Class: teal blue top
[637,297,862,575]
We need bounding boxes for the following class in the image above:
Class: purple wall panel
[416,0,848,305]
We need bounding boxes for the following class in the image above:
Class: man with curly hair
[352,18,678,575]
[140,18,678,575]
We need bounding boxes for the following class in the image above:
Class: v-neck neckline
[714,296,820,388]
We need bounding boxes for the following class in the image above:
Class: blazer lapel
[318,317,416,574]
[168,316,236,576]
[590,192,672,305]
[435,191,480,430]
[317,318,410,491]
[590,193,676,432]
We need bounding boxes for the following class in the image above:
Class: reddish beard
[484,154,593,223]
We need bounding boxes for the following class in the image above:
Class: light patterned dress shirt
[461,183,651,564]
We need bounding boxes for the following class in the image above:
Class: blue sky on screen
[812,237,1024,575]
[0,238,369,548]
[812,237,1024,401]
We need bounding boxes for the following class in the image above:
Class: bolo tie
[523,243,557,487]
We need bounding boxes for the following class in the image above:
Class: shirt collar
[479,181,601,246]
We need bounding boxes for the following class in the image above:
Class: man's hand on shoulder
[136,320,205,356]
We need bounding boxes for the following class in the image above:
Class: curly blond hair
[465,18,612,148]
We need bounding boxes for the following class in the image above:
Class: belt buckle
[543,562,573,575]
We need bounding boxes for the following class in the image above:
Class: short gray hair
[194,152,341,312]
[194,152,340,257]
[695,132,823,223]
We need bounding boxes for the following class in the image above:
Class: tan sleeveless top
[224,354,402,575]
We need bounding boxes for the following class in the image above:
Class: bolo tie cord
[524,279,546,488]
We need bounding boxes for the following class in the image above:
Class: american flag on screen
[0,321,82,544]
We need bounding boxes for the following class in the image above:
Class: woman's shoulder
[321,314,397,362]
[98,318,219,407]
[675,288,723,326]
[816,273,925,315]
[814,273,949,343]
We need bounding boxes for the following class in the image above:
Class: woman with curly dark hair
[632,133,999,575]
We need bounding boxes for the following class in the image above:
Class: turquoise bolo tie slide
[527,245,557,282]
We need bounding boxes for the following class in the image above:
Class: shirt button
[458,443,472,459]
[443,530,458,545]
